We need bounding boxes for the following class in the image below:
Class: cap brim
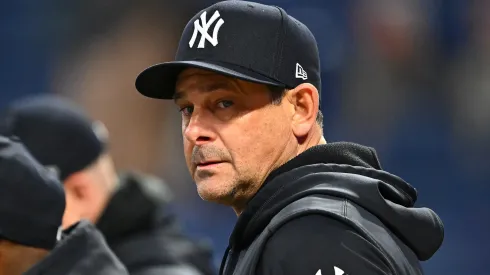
[135,60,285,99]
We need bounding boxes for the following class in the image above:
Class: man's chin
[196,179,235,205]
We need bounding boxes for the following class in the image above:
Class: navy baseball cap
[0,135,65,250]
[2,95,109,181]
[135,0,321,100]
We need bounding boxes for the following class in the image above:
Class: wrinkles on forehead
[174,69,243,102]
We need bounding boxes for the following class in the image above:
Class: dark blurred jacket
[96,171,216,275]
[25,220,129,275]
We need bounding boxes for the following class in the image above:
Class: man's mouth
[196,161,223,168]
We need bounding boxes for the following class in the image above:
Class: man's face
[175,68,296,208]
[62,153,118,228]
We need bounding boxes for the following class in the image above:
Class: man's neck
[232,129,326,216]
[296,127,326,156]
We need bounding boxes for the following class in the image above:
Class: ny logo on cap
[189,10,225,49]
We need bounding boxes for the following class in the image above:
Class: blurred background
[1,0,488,273]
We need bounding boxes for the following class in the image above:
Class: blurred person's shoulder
[97,170,216,275]
[25,220,128,275]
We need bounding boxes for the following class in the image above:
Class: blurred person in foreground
[0,135,127,275]
[3,95,215,275]
[135,1,444,274]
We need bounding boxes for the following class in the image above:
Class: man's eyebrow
[173,91,184,102]
[173,81,236,102]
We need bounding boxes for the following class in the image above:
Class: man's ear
[288,83,320,138]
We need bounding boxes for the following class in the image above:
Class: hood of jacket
[229,142,444,261]
[96,171,216,275]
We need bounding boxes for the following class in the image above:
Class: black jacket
[25,220,129,275]
[97,171,216,275]
[220,142,444,275]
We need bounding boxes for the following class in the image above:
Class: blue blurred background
[1,0,488,274]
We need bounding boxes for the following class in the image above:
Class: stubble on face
[176,69,296,211]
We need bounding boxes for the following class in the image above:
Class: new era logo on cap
[135,1,321,101]
[295,63,308,80]
[189,10,225,49]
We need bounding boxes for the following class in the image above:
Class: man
[0,135,64,275]
[135,1,444,275]
[3,95,215,275]
[0,135,127,275]
[4,95,118,229]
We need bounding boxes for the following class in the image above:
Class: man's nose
[183,110,216,146]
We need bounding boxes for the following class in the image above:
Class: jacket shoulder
[257,214,393,275]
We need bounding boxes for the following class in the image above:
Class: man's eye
[217,100,234,109]
[179,106,194,116]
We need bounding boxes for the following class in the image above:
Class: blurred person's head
[135,1,324,214]
[352,0,428,64]
[0,136,65,275]
[3,95,118,229]
[469,0,490,53]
